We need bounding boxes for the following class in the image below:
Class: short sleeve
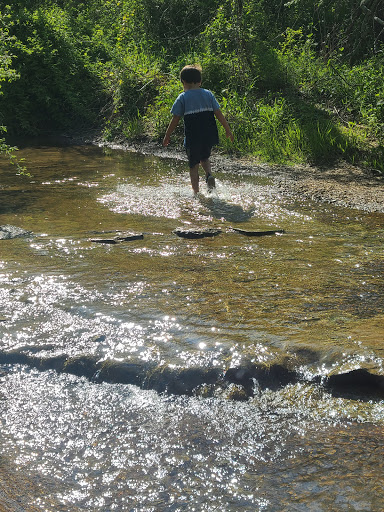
[171,93,185,117]
[210,91,220,111]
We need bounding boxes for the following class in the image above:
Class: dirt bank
[270,161,384,213]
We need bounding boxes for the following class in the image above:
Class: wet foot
[206,174,215,191]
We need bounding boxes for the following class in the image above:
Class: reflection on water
[0,142,384,510]
[1,368,384,512]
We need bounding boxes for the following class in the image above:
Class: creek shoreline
[85,135,384,214]
[11,132,384,213]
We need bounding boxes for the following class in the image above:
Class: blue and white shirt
[171,88,220,148]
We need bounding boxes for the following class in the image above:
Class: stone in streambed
[115,233,144,241]
[90,231,144,244]
[232,227,285,237]
[325,369,384,398]
[0,225,32,240]
[225,384,250,401]
[173,227,222,239]
[90,238,119,244]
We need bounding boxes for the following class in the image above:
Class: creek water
[0,140,383,511]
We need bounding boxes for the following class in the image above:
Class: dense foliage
[1,0,383,170]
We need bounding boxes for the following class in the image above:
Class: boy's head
[180,65,202,84]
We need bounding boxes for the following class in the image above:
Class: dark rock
[232,228,285,236]
[90,231,144,244]
[0,225,32,240]
[173,227,222,239]
[225,362,298,394]
[90,238,119,244]
[325,369,384,398]
[115,232,144,241]
[226,384,250,401]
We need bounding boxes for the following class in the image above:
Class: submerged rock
[225,384,250,401]
[0,225,32,240]
[173,227,222,239]
[115,232,144,241]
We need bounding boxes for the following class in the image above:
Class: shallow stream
[0,140,383,511]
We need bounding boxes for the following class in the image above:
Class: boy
[162,65,234,195]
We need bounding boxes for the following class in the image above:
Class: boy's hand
[163,115,181,147]
[226,129,234,142]
[214,109,234,143]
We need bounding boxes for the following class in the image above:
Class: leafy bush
[0,0,383,171]
[1,4,109,134]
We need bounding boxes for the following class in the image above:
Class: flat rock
[232,228,285,236]
[173,227,222,239]
[90,231,144,244]
[0,225,32,240]
[115,233,144,241]
[90,238,119,244]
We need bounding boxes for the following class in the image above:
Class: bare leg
[200,159,211,179]
[189,164,200,194]
[201,158,215,190]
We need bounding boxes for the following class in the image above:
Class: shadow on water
[198,194,256,223]
[1,349,384,402]
[0,142,117,216]
[0,190,36,215]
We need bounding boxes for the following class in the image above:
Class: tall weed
[143,77,183,139]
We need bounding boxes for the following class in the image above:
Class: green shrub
[0,5,106,134]
[143,76,183,139]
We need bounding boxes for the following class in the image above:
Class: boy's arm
[163,115,181,146]
[214,109,234,142]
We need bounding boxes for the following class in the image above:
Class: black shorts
[186,144,212,168]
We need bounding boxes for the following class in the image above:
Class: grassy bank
[1,1,383,172]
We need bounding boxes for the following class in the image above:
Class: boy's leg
[186,146,200,194]
[200,158,212,179]
[200,146,215,190]
[201,157,215,190]
[189,164,200,194]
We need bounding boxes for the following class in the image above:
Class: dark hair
[180,65,202,84]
